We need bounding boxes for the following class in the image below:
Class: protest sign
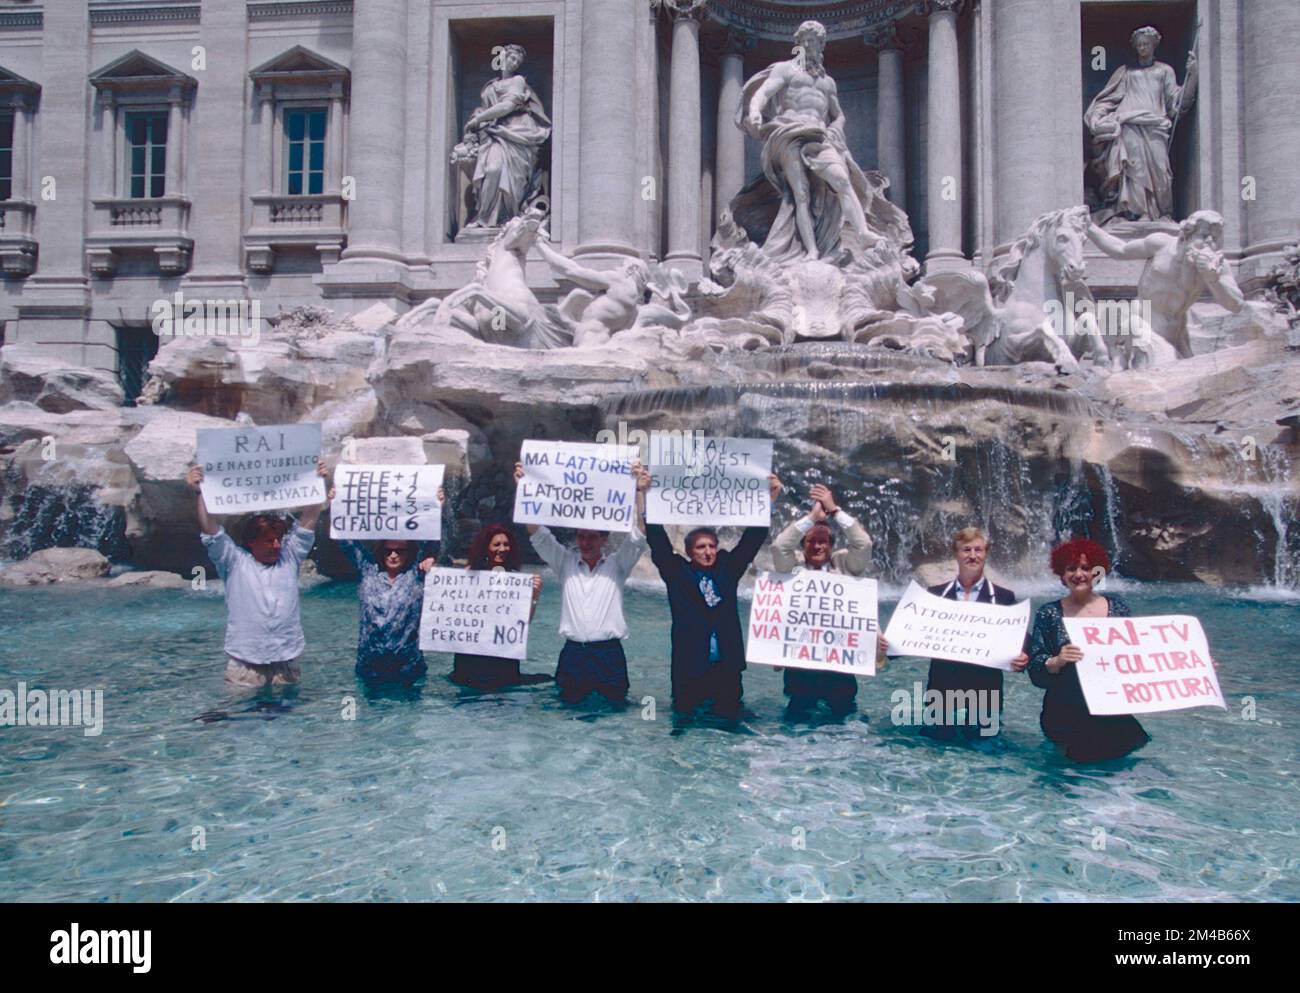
[419,567,535,661]
[646,435,773,527]
[513,440,637,532]
[329,464,444,541]
[882,581,1030,669]
[196,423,324,513]
[1063,615,1225,715]
[746,570,879,676]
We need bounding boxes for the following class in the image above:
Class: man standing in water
[514,460,650,704]
[645,469,783,723]
[915,527,1029,741]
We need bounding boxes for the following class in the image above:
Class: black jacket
[925,578,1022,695]
[647,524,767,683]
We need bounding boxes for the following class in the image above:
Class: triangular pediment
[90,50,196,90]
[0,64,40,104]
[250,46,349,79]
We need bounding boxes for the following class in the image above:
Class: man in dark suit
[644,468,783,722]
[922,526,1029,740]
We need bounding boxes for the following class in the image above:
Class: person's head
[500,43,526,73]
[1179,209,1225,251]
[467,524,522,571]
[802,523,835,569]
[375,540,417,573]
[1131,25,1161,60]
[1050,537,1111,593]
[575,529,608,563]
[950,526,990,577]
[622,259,650,296]
[685,527,720,569]
[243,514,289,566]
[795,20,827,65]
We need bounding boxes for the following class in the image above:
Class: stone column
[925,0,966,271]
[664,0,705,275]
[715,29,752,218]
[327,83,345,194]
[256,84,274,195]
[868,24,906,208]
[164,87,183,197]
[1241,0,1300,284]
[10,103,29,200]
[339,0,408,264]
[95,92,115,197]
[575,0,642,259]
[990,0,1081,251]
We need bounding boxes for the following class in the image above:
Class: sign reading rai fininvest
[746,571,879,676]
[330,464,444,541]
[196,423,324,513]
[420,567,534,661]
[1064,615,1226,716]
[646,435,773,527]
[514,440,638,532]
[883,581,1030,670]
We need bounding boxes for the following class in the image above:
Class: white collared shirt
[529,526,646,642]
[942,575,989,602]
[201,524,315,665]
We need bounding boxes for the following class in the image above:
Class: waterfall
[0,479,128,563]
[1259,447,1299,589]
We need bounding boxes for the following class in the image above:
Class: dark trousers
[784,668,857,719]
[356,653,427,683]
[920,659,1004,741]
[672,664,743,720]
[556,639,629,703]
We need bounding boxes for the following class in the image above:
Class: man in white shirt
[188,462,328,687]
[514,460,650,704]
[770,483,876,719]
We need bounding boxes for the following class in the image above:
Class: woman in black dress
[449,524,550,690]
[1027,538,1150,762]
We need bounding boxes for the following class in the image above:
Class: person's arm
[1172,54,1197,118]
[536,238,612,294]
[280,519,317,567]
[199,526,241,581]
[837,513,873,577]
[728,526,769,578]
[466,81,527,129]
[645,522,678,580]
[187,465,219,536]
[1026,604,1061,689]
[528,573,542,620]
[1200,258,1246,313]
[770,517,806,572]
[745,63,785,129]
[1087,223,1155,261]
[513,462,540,535]
[528,525,566,573]
[416,540,440,574]
[295,459,330,532]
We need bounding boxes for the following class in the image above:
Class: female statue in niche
[452,43,552,233]
[1085,25,1198,224]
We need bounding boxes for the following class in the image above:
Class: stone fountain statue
[732,19,911,265]
[1086,209,1246,359]
[1085,25,1198,225]
[451,43,552,238]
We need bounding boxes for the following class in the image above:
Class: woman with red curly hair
[449,524,550,690]
[1027,538,1150,761]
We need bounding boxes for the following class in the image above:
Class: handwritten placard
[646,435,773,527]
[746,570,879,676]
[882,581,1030,669]
[513,440,637,532]
[329,464,444,541]
[196,423,323,513]
[1063,615,1226,715]
[419,567,534,661]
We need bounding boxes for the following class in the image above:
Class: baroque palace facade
[0,0,1296,396]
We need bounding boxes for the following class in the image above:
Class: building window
[284,107,326,195]
[116,326,160,405]
[0,112,13,201]
[125,110,168,199]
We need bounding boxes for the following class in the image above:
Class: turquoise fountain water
[1,578,1295,902]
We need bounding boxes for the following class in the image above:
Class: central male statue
[734,19,910,264]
